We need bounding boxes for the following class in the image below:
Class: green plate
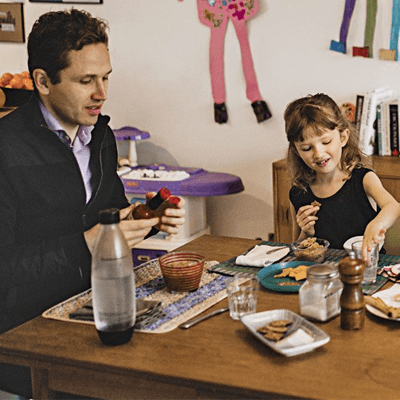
[257,261,317,293]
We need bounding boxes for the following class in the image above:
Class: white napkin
[372,283,400,306]
[275,328,315,349]
[235,245,290,268]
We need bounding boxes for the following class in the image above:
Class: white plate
[241,309,330,357]
[343,236,383,254]
[365,285,400,321]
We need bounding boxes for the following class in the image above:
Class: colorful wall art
[197,0,271,124]
[330,0,400,61]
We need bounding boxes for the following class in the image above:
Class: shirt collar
[39,101,94,146]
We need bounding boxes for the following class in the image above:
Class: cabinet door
[273,160,292,243]
[373,156,400,202]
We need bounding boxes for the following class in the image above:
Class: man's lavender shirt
[40,102,94,203]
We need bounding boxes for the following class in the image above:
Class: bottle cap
[99,208,120,224]
[307,264,339,280]
[159,187,171,200]
[168,196,180,205]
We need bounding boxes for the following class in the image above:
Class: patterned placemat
[209,241,398,295]
[43,259,247,334]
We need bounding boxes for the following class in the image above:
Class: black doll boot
[214,102,228,124]
[251,100,272,123]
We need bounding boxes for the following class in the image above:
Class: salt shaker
[299,264,343,322]
[338,251,365,330]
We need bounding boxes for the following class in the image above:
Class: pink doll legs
[198,0,272,124]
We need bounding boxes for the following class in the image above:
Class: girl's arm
[363,171,400,258]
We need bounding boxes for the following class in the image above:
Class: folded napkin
[274,328,315,349]
[235,245,290,267]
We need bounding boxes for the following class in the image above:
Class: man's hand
[84,204,159,253]
[156,195,186,235]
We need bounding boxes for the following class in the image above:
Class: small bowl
[158,252,205,292]
[291,238,330,263]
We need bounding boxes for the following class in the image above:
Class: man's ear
[32,69,50,95]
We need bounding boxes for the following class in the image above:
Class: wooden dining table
[0,234,399,399]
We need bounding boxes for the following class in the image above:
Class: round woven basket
[159,252,205,292]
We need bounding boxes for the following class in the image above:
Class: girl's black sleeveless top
[289,168,378,249]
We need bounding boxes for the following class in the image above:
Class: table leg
[31,367,52,400]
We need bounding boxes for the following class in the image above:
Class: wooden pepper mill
[338,251,365,330]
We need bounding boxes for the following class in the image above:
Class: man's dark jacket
[0,94,129,334]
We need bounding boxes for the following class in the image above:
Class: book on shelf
[389,101,399,156]
[354,94,364,136]
[375,97,400,157]
[358,87,393,155]
[376,102,384,156]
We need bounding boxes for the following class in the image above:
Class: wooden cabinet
[273,156,400,244]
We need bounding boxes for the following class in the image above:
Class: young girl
[284,93,400,259]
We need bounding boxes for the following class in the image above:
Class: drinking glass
[225,276,259,320]
[351,240,379,284]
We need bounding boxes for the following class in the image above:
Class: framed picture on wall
[29,0,103,3]
[0,3,25,43]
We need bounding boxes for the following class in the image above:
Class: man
[0,9,184,397]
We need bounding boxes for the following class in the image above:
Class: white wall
[2,0,400,244]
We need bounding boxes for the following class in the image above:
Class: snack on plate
[274,265,308,283]
[273,267,292,278]
[256,320,293,341]
[278,281,301,286]
[382,264,400,279]
[292,237,329,263]
[289,265,308,281]
[365,296,400,319]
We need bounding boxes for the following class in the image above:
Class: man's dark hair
[28,9,109,86]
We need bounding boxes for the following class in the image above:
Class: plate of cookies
[257,261,317,293]
[241,309,330,357]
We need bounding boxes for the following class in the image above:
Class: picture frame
[29,0,103,3]
[0,3,25,43]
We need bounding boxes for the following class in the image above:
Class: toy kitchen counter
[114,126,244,266]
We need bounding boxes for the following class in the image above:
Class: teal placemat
[208,241,397,295]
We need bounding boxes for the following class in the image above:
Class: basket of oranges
[0,71,34,108]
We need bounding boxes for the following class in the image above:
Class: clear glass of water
[225,276,259,320]
[351,240,379,284]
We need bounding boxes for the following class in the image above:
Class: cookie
[263,331,284,341]
[269,320,292,327]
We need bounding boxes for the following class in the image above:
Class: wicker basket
[159,252,205,292]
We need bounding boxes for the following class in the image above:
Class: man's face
[41,43,112,134]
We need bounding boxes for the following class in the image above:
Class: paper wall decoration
[197,0,271,124]
[330,0,400,62]
[381,0,400,61]
[330,0,356,54]
[352,0,377,58]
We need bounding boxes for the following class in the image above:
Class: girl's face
[294,128,350,176]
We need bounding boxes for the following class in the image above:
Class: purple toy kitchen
[114,126,245,266]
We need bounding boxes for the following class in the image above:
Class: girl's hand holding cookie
[296,205,319,237]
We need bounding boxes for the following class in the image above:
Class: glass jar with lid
[299,264,343,322]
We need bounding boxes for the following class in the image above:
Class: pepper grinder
[338,251,365,330]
